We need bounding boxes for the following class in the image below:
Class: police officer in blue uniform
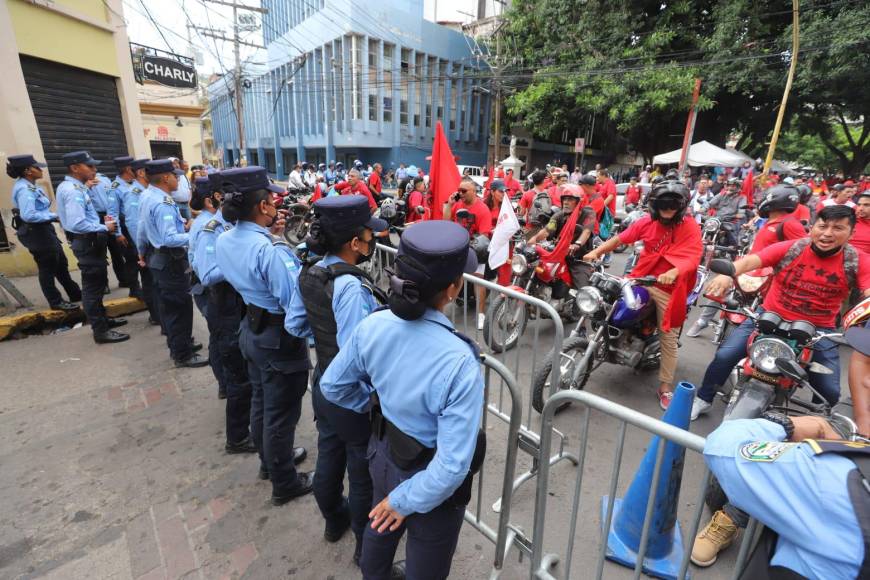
[56,151,129,343]
[214,167,312,505]
[704,415,868,579]
[120,158,161,326]
[137,159,207,368]
[90,167,128,290]
[189,176,229,399]
[286,195,388,562]
[191,173,255,449]
[321,221,485,579]
[7,154,81,311]
[108,156,142,300]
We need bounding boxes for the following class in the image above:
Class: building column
[408,49,416,141]
[272,69,284,179]
[322,45,335,163]
[376,39,384,136]
[291,78,305,164]
[362,34,370,135]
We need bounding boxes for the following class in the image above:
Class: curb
[0,297,146,341]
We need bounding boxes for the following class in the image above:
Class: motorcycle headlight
[511,254,528,275]
[575,286,603,315]
[704,218,721,233]
[749,338,795,375]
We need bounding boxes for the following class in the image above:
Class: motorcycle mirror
[724,297,740,310]
[709,258,736,277]
[775,358,809,382]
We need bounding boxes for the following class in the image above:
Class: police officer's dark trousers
[139,255,161,324]
[118,221,142,297]
[311,369,373,540]
[17,222,81,306]
[98,212,127,286]
[239,315,310,496]
[207,283,251,443]
[360,436,467,580]
[69,232,110,335]
[149,248,194,361]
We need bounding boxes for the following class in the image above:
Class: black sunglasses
[655,199,682,210]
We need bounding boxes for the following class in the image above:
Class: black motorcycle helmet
[647,180,689,223]
[651,175,665,186]
[757,184,800,218]
[796,184,812,205]
[664,168,680,180]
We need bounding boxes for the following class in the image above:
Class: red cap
[843,180,856,186]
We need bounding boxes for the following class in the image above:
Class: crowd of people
[7,148,870,579]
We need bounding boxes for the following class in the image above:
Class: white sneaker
[477,313,486,331]
[686,320,708,338]
[691,398,712,421]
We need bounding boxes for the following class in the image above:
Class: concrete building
[208,0,491,177]
[0,0,147,276]
[138,82,214,166]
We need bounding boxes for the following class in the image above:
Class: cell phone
[452,192,461,202]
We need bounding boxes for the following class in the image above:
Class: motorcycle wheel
[483,294,528,353]
[282,205,310,245]
[531,335,590,413]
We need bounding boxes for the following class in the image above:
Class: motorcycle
[281,194,314,245]
[707,266,772,345]
[531,267,662,413]
[615,205,646,258]
[483,233,581,353]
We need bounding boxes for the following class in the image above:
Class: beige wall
[141,115,206,165]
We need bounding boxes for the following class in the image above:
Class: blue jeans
[697,313,841,405]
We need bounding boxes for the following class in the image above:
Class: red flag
[428,121,461,220]
[740,169,754,208]
[538,202,582,266]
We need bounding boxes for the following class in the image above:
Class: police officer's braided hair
[220,187,271,223]
[387,254,461,321]
[6,163,27,179]
[305,216,366,255]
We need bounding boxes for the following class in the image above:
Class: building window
[415,52,424,128]
[369,94,377,121]
[400,100,408,125]
[449,63,458,131]
[384,97,392,123]
[400,48,411,126]
[425,104,432,128]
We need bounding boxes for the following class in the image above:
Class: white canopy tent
[653,141,748,167]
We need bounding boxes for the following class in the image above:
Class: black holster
[11,208,22,230]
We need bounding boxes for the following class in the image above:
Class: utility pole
[763,0,800,177]
[678,78,703,174]
[200,1,267,167]
[493,30,501,167]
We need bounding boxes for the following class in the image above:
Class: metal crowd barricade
[530,389,759,580]
[368,242,580,514]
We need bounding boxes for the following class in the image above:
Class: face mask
[355,236,377,264]
[263,204,278,228]
[810,243,842,258]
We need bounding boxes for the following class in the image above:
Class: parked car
[457,165,487,188]
[614,182,651,222]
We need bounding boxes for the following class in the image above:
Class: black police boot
[258,464,270,480]
[50,301,79,312]
[324,504,351,543]
[107,318,128,329]
[390,560,406,579]
[94,330,130,344]
[190,340,204,353]
[225,437,257,454]
[175,353,209,368]
[128,288,143,300]
[218,385,227,399]
[271,471,314,506]
[292,446,307,464]
[148,317,160,326]
[352,535,363,567]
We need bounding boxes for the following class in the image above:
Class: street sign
[574,137,585,153]
[141,55,198,89]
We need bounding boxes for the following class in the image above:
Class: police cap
[7,154,47,169]
[314,195,387,234]
[145,159,185,176]
[207,171,224,191]
[130,158,150,171]
[490,179,507,192]
[396,221,477,288]
[219,166,283,194]
[194,177,213,196]
[63,150,101,167]
[113,156,134,169]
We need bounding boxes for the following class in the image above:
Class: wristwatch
[761,412,795,441]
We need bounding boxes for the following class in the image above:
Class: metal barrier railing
[368,243,579,517]
[530,389,758,580]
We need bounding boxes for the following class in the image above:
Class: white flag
[488,193,520,270]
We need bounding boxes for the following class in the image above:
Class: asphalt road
[0,250,855,579]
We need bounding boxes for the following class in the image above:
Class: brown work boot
[691,510,738,567]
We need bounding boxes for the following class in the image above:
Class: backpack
[598,207,615,239]
[773,238,859,289]
[774,216,807,241]
[528,190,553,226]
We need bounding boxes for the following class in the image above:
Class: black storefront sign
[141,55,198,88]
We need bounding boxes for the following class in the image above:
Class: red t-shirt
[601,178,618,213]
[757,239,870,327]
[335,181,377,210]
[852,218,870,255]
[751,215,806,253]
[405,190,428,223]
[367,172,382,194]
[453,198,493,236]
[488,202,500,229]
[504,176,522,196]
[618,215,678,284]
[519,188,561,211]
[625,185,642,206]
[793,204,811,223]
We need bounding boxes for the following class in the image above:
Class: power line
[137,0,175,53]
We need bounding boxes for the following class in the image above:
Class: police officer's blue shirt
[192,211,231,287]
[12,178,56,223]
[704,419,862,579]
[89,173,113,214]
[138,185,189,249]
[285,254,379,345]
[321,308,484,516]
[119,181,147,252]
[188,209,217,264]
[172,174,192,204]
[56,176,108,235]
[214,221,302,315]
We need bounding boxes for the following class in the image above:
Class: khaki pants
[647,286,679,387]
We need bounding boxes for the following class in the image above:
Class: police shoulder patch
[739,441,797,462]
[162,195,176,206]
[204,219,221,233]
[111,181,120,188]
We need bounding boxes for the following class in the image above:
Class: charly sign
[141,55,197,89]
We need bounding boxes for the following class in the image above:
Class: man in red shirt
[625,176,642,208]
[597,169,618,215]
[815,183,855,214]
[853,191,870,254]
[404,177,429,223]
[366,163,383,201]
[519,170,560,229]
[503,169,522,198]
[584,180,702,410]
[334,169,377,211]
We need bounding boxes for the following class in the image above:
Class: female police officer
[286,195,388,562]
[7,154,81,311]
[214,167,312,506]
[321,220,485,579]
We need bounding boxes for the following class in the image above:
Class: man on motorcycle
[583,180,703,410]
[334,169,377,211]
[707,178,748,247]
[687,184,807,338]
[528,186,597,289]
[852,190,870,254]
[288,162,307,191]
[519,170,560,227]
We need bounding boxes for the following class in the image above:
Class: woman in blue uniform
[321,220,485,579]
[7,154,81,311]
[214,167,312,506]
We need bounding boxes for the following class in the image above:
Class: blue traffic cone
[600,381,695,580]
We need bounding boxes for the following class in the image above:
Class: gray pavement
[0,252,856,579]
